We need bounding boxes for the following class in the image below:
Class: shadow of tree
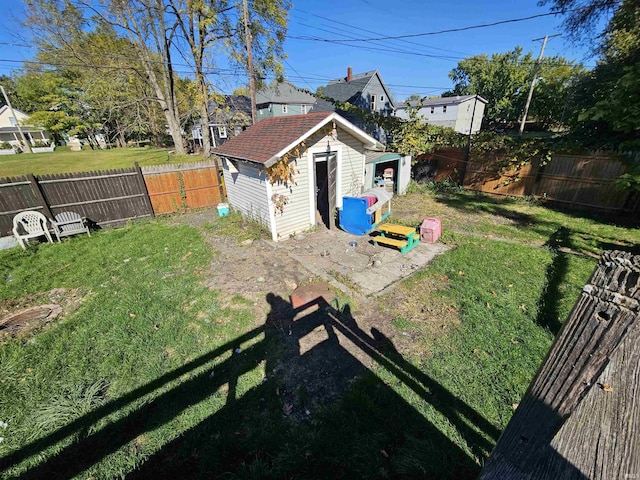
[3,294,502,480]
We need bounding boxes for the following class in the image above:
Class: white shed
[213,112,386,241]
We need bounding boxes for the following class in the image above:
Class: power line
[289,10,568,43]
[290,9,471,56]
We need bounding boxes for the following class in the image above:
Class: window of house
[9,116,17,126]
[282,104,288,113]
[301,104,307,114]
[234,126,242,136]
[370,94,376,111]
[380,95,384,102]
[430,106,434,114]
[217,126,227,138]
[443,106,447,113]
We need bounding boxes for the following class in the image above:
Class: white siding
[221,158,272,228]
[398,155,412,194]
[454,98,485,134]
[272,155,311,239]
[364,164,375,190]
[305,126,366,201]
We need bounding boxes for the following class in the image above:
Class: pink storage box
[419,218,442,243]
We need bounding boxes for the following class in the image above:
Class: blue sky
[0,0,602,102]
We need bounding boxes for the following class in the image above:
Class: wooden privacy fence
[420,148,639,212]
[141,160,224,214]
[0,160,225,237]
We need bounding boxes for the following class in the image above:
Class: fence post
[26,173,53,219]
[135,162,155,218]
[211,156,225,201]
[480,250,640,479]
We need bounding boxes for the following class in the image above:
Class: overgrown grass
[0,222,266,478]
[392,185,640,257]
[0,147,196,177]
[204,211,269,242]
[0,192,624,478]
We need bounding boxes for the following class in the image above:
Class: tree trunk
[197,72,211,158]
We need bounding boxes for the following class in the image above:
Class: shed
[364,152,412,195]
[213,111,385,241]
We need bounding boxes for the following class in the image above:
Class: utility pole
[242,0,257,125]
[461,94,479,186]
[518,34,560,136]
[1,85,32,153]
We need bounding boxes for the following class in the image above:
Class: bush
[0,141,13,150]
[32,140,51,148]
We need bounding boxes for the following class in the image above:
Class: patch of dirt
[356,273,460,358]
[0,288,86,339]
[203,235,317,317]
[171,211,454,414]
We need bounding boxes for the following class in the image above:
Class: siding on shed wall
[270,125,367,239]
[305,126,366,200]
[222,159,271,228]
[398,155,412,194]
[272,155,311,239]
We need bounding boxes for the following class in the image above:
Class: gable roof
[207,95,252,115]
[255,80,316,105]
[213,112,384,168]
[397,94,488,109]
[321,70,395,108]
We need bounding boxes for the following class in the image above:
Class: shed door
[314,152,337,229]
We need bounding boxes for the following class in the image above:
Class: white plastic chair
[12,211,54,250]
[51,211,91,242]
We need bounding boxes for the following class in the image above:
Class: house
[192,95,252,148]
[213,111,387,241]
[319,67,395,142]
[0,105,51,151]
[255,80,317,121]
[394,95,487,134]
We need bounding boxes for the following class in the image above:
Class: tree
[446,47,584,127]
[232,85,250,96]
[0,76,19,109]
[547,0,640,148]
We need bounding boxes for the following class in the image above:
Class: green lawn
[0,147,196,177]
[0,190,635,479]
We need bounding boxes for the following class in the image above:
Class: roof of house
[255,80,316,105]
[0,126,46,134]
[213,111,384,168]
[310,97,336,113]
[321,70,394,107]
[397,94,488,109]
[208,95,252,115]
[365,151,402,164]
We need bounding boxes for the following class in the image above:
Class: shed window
[282,104,288,113]
[218,126,227,138]
[443,106,447,113]
[301,104,307,114]
[370,94,376,111]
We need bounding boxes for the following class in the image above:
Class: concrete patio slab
[281,228,448,296]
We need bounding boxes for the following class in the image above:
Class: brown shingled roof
[212,112,334,166]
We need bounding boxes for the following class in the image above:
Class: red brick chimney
[346,66,352,82]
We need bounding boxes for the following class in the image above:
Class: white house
[213,111,388,241]
[394,95,488,134]
[0,105,51,151]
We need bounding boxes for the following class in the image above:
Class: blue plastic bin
[217,203,230,217]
